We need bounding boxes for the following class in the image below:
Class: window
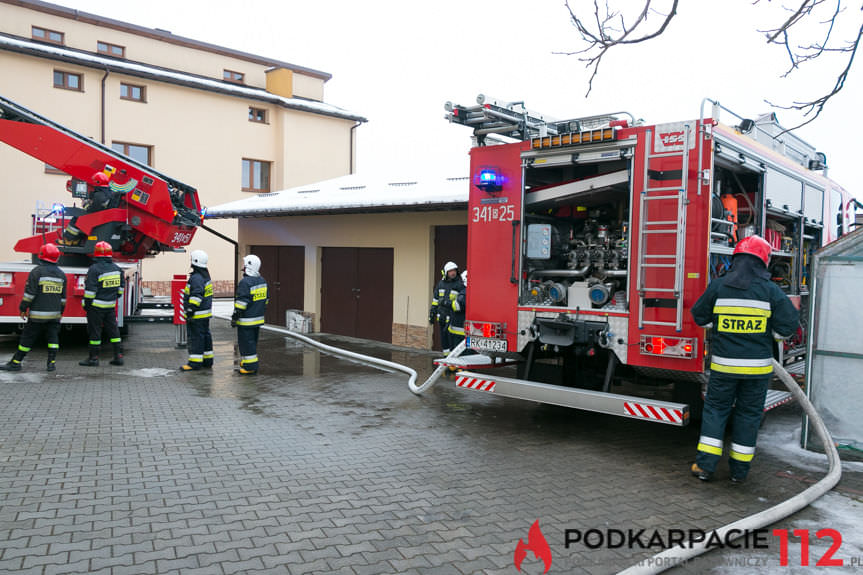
[223,69,245,84]
[53,70,82,91]
[32,26,64,45]
[112,142,152,166]
[97,41,125,58]
[120,83,146,102]
[241,159,270,192]
[249,107,267,123]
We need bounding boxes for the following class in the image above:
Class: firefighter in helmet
[61,172,112,245]
[690,235,799,483]
[79,241,125,367]
[448,269,468,349]
[231,254,268,375]
[429,261,464,353]
[1,243,66,372]
[180,250,214,371]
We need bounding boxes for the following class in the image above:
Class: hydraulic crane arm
[0,94,201,261]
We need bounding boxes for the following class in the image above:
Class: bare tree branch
[559,0,679,96]
[767,19,863,131]
[561,0,861,130]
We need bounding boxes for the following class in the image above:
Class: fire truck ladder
[636,125,692,332]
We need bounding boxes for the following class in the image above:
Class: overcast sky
[46,0,862,197]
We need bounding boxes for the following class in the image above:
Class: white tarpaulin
[804,226,863,458]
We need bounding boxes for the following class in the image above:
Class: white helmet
[461,270,468,286]
[443,261,458,273]
[190,249,208,268]
[243,254,261,277]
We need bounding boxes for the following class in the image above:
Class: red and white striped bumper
[455,375,496,392]
[624,401,685,424]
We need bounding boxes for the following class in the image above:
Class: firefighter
[180,250,214,371]
[0,243,66,372]
[690,235,799,483]
[448,269,467,349]
[231,254,268,375]
[428,261,464,353]
[61,172,112,245]
[79,241,124,367]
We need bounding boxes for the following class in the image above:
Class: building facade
[207,174,469,349]
[0,0,364,294]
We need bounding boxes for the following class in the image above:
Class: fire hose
[216,316,840,573]
[617,359,842,575]
[215,315,419,390]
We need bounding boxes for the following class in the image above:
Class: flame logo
[514,520,552,573]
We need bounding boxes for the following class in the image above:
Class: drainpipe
[200,223,239,292]
[100,67,109,144]
[349,121,361,174]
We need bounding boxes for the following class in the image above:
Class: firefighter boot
[0,351,25,371]
[79,349,99,367]
[690,463,712,482]
[110,344,124,366]
[46,350,57,372]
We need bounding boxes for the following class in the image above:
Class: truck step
[454,370,690,426]
[764,389,794,412]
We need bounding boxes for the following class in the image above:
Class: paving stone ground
[0,320,861,575]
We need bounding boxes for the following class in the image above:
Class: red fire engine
[433,95,857,426]
[0,94,202,331]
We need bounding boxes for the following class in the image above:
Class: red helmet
[93,241,113,258]
[39,243,60,263]
[91,172,110,186]
[733,235,772,266]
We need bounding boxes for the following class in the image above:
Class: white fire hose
[617,359,842,574]
[215,315,419,390]
[217,316,840,573]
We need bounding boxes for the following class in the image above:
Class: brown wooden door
[432,225,467,351]
[321,247,393,343]
[250,245,304,325]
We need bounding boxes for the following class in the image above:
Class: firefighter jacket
[691,255,799,377]
[448,284,466,335]
[84,259,124,309]
[430,275,464,325]
[183,267,213,320]
[20,262,66,322]
[234,274,268,327]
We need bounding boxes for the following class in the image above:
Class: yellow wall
[0,5,357,288]
[0,2,326,99]
[236,211,467,332]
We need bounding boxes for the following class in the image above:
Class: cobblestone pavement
[0,321,861,575]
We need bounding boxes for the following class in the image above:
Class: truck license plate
[467,337,507,352]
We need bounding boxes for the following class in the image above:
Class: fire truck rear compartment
[521,154,632,310]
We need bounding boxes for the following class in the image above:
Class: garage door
[321,247,393,343]
[250,245,304,325]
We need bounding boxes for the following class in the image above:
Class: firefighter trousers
[438,320,453,353]
[186,318,213,368]
[696,373,770,479]
[237,325,260,372]
[86,306,121,357]
[13,320,60,365]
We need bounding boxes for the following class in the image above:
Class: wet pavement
[0,321,861,574]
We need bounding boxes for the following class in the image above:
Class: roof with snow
[0,34,365,122]
[205,174,470,218]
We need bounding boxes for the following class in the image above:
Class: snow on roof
[205,173,469,218]
[0,34,365,122]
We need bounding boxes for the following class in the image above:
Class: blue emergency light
[474,167,503,193]
[51,203,65,215]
